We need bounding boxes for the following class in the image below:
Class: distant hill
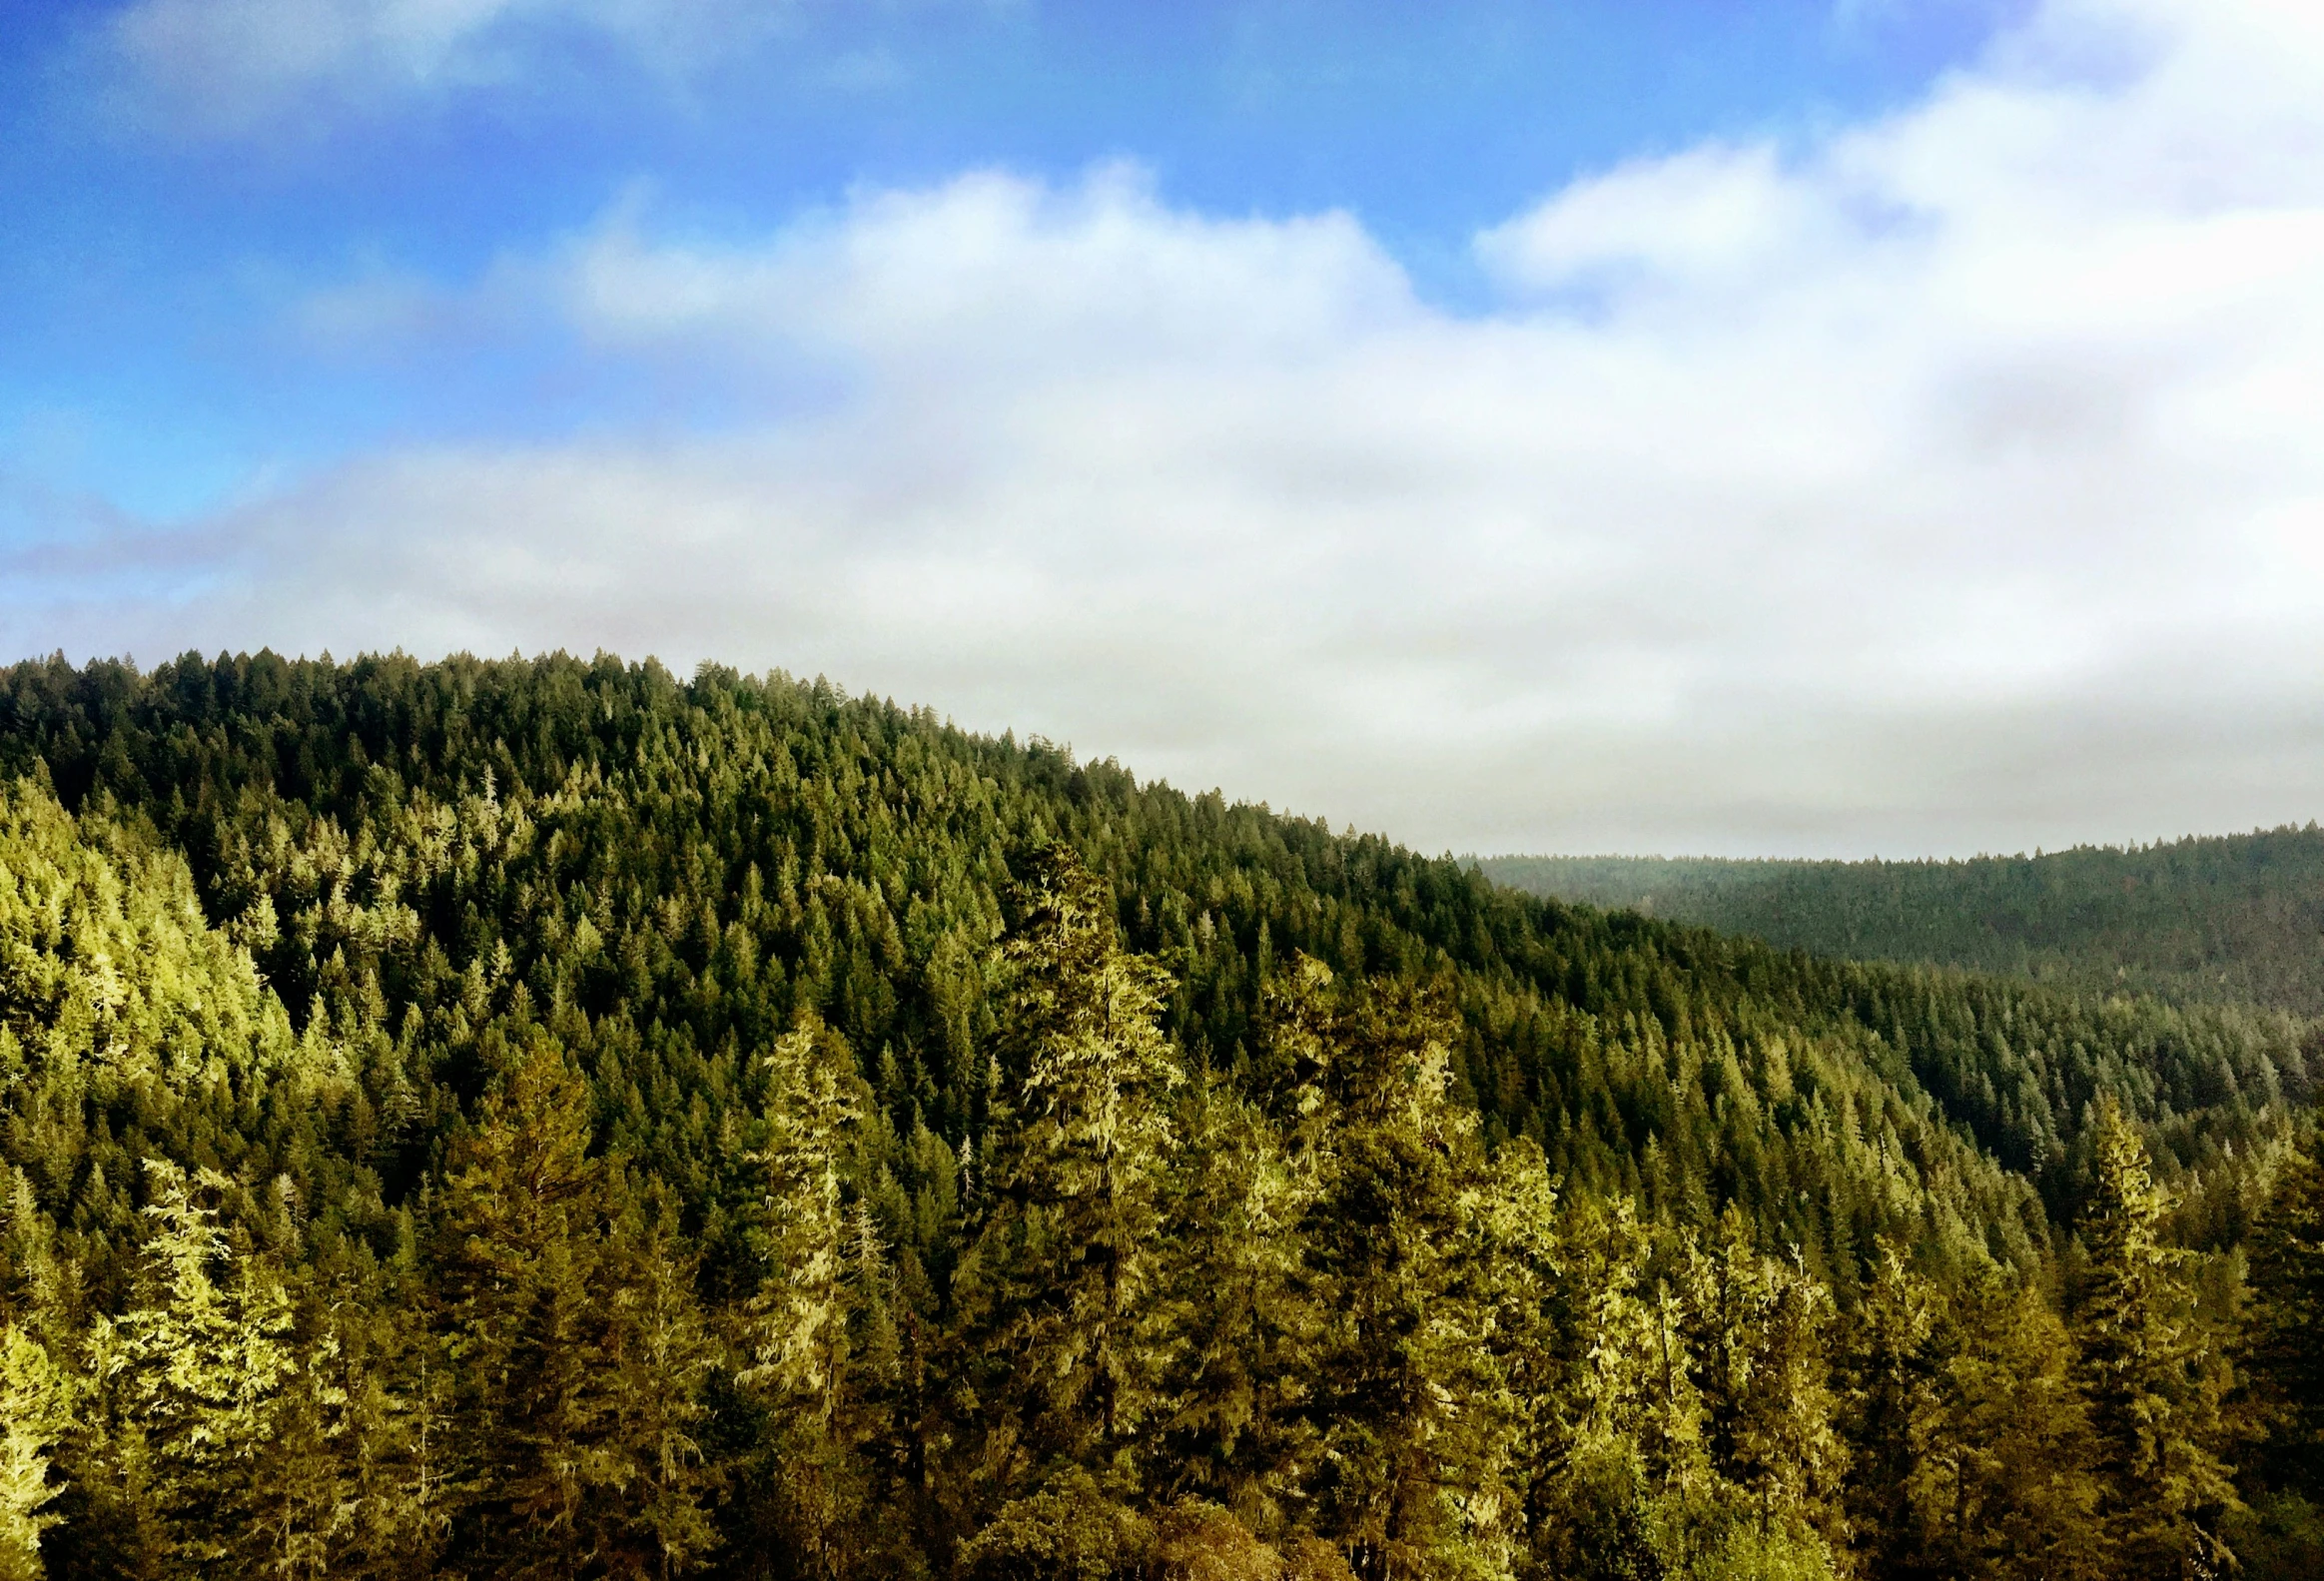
[1478,828,2324,1017]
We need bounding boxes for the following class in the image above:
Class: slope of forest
[1478,834,2324,1017]
[0,649,2314,1581]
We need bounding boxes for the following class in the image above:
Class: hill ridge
[1479,826,2324,1018]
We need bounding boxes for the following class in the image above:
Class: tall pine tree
[430,1031,717,1579]
[2244,1142,2324,1495]
[2075,1103,2237,1579]
[953,846,1181,1573]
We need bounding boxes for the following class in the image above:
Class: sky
[2,0,2321,861]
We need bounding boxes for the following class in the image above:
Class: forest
[1477,836,2324,1018]
[0,649,2317,1581]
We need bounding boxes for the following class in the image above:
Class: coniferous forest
[1477,840,2324,1019]
[0,650,2319,1581]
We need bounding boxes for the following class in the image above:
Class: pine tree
[1842,1244,1942,1581]
[1467,1136,1562,1578]
[430,1032,716,1579]
[2232,1140,2324,1581]
[0,1322,71,1581]
[114,1163,302,1576]
[2075,1103,2237,1579]
[1520,1195,1699,1581]
[298,1273,450,1581]
[600,1181,720,1580]
[1149,1071,1322,1539]
[742,1010,882,1579]
[1,653,2318,1581]
[748,1015,865,1421]
[952,845,1180,1570]
[1914,1272,2107,1581]
[1679,1208,1847,1579]
[2244,1142,2324,1495]
[1280,960,1505,1577]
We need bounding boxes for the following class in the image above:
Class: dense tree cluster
[1480,838,2324,1018]
[0,650,2314,1579]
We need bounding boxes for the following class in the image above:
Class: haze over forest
[1480,831,2324,1017]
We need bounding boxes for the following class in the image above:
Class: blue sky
[3,0,2322,860]
[1,1,2005,520]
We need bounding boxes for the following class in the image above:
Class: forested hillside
[0,649,2317,1581]
[1479,834,2324,1017]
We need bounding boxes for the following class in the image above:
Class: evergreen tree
[292,1271,449,1581]
[952,846,1181,1570]
[601,1184,721,1580]
[2244,1142,2324,1494]
[1841,1245,1942,1581]
[1283,961,1506,1577]
[1849,1244,2107,1581]
[1519,1195,1700,1581]
[2231,1140,2324,1581]
[1920,1272,2107,1581]
[0,1322,71,1581]
[430,1032,716,1579]
[1678,1209,1847,1579]
[0,651,2311,1581]
[1148,1070,1321,1534]
[109,1161,301,1578]
[741,1011,889,1579]
[2075,1103,2237,1578]
[1466,1136,1565,1580]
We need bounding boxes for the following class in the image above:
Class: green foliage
[1845,1249,2108,1581]
[1479,836,2324,1018]
[1145,1067,1319,1527]
[0,1322,71,1581]
[110,1161,301,1575]
[1678,1211,1847,1560]
[2243,1139,2324,1497]
[960,845,1181,1494]
[1278,964,1515,1574]
[2223,1491,2324,1581]
[2074,1103,2238,1578]
[740,1010,895,1579]
[6,647,2261,1290]
[954,1466,1149,1581]
[429,1032,719,1579]
[0,650,2312,1581]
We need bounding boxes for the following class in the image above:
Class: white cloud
[19,0,2324,857]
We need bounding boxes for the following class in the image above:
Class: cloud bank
[19,0,2324,857]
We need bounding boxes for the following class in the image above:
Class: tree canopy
[0,649,2311,1579]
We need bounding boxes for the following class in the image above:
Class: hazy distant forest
[0,651,2318,1581]
[1478,842,2324,1018]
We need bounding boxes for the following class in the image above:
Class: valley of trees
[1477,838,2324,1019]
[0,649,2317,1580]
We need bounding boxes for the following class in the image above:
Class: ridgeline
[0,650,2315,1581]
[1478,834,2324,1017]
